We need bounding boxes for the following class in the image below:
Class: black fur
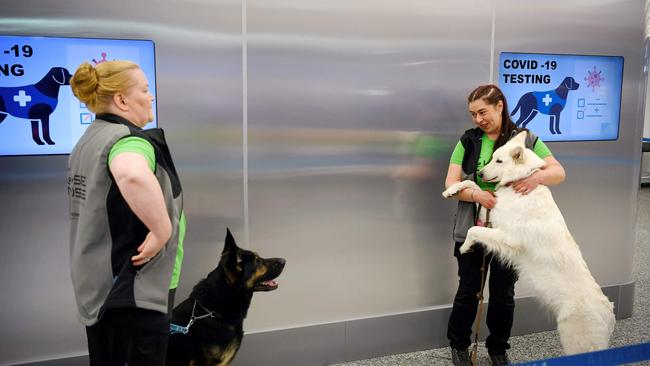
[166,228,285,366]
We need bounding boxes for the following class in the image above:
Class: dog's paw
[459,241,474,254]
[442,186,461,198]
[442,189,455,198]
[443,181,480,198]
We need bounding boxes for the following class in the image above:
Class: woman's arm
[109,152,172,266]
[510,155,566,194]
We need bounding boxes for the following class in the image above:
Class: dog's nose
[271,258,286,269]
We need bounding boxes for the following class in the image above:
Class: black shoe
[489,352,511,366]
[451,348,471,366]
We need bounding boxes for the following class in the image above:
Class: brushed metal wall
[494,0,644,295]
[0,0,244,363]
[0,0,645,364]
[244,0,644,328]
[245,0,493,329]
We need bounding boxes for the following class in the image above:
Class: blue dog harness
[169,300,217,335]
[531,90,566,114]
[2,85,58,118]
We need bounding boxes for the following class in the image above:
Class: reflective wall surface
[0,0,644,363]
[494,0,644,292]
[245,0,644,329]
[245,0,495,328]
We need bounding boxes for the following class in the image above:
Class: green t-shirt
[108,136,156,171]
[449,133,552,191]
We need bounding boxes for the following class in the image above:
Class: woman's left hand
[509,172,540,195]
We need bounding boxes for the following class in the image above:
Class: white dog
[442,131,615,355]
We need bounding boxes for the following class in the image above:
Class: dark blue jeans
[447,242,518,355]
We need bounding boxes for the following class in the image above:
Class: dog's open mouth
[255,280,279,291]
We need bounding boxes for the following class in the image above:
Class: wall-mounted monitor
[499,52,623,142]
[0,35,156,156]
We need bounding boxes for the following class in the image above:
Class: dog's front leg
[459,226,517,260]
[442,180,481,198]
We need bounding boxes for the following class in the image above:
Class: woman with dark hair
[444,84,565,366]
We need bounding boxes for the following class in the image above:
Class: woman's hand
[510,155,565,195]
[131,231,168,266]
[473,189,497,209]
[509,172,541,195]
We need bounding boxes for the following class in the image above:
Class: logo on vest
[67,174,87,200]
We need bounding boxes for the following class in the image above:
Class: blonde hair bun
[70,62,100,110]
[70,60,139,113]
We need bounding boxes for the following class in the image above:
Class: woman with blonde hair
[68,60,186,365]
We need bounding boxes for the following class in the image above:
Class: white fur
[443,131,615,355]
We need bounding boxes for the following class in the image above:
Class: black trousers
[447,242,518,355]
[86,308,170,366]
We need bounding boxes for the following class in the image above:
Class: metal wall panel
[246,0,495,329]
[245,0,644,331]
[494,0,644,295]
[0,1,243,363]
[641,36,650,183]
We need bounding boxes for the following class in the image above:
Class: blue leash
[169,300,216,335]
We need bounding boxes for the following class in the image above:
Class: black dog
[0,67,72,145]
[511,76,580,134]
[166,229,285,366]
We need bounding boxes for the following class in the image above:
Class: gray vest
[68,114,183,326]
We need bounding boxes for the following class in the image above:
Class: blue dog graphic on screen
[510,76,580,135]
[0,67,72,145]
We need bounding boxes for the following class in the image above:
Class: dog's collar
[169,300,217,335]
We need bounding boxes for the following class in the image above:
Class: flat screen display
[499,52,623,142]
[0,35,156,156]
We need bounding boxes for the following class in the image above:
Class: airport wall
[0,0,644,364]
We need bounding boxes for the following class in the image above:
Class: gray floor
[332,187,650,366]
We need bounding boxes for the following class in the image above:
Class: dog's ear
[510,145,525,164]
[565,76,575,89]
[221,228,237,256]
[225,228,237,248]
[512,131,527,145]
[222,228,242,283]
